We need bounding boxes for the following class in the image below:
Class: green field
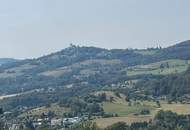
[96,101,190,128]
[126,59,190,76]
[97,91,156,117]
[102,102,154,117]
[95,99,154,128]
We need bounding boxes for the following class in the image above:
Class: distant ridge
[170,40,190,48]
[0,58,18,66]
[0,40,190,95]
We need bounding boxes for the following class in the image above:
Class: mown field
[102,102,154,117]
[94,116,152,128]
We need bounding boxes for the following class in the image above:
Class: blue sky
[0,0,190,59]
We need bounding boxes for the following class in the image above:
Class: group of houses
[2,111,85,130]
[3,116,83,130]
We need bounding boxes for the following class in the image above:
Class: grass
[103,100,190,116]
[41,59,121,77]
[0,64,36,78]
[160,101,190,115]
[95,99,154,128]
[126,59,190,76]
[102,102,153,117]
[96,91,155,117]
[94,116,152,128]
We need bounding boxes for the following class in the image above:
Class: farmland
[94,91,190,128]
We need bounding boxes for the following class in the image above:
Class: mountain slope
[0,41,190,95]
[155,40,190,60]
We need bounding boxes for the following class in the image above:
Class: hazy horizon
[0,0,190,59]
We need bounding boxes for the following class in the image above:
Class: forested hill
[0,41,190,97]
[156,40,190,60]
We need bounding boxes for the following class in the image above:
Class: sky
[0,0,190,59]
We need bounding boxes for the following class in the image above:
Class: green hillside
[1,40,190,111]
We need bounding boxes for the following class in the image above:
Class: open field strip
[0,89,39,100]
[94,115,152,128]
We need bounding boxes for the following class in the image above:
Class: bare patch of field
[160,102,190,115]
[0,94,19,100]
[94,115,152,128]
[41,66,72,77]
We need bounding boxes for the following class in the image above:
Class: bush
[106,122,129,130]
[140,109,150,115]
